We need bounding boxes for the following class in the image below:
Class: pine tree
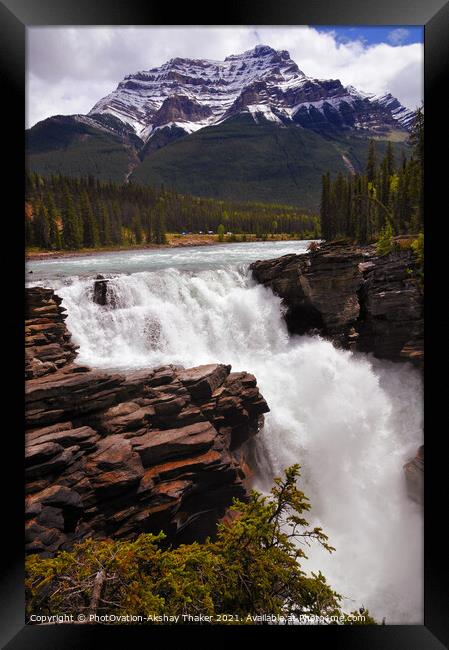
[99,202,112,246]
[61,189,83,250]
[385,141,395,177]
[396,161,413,233]
[366,139,377,183]
[409,106,424,168]
[132,208,143,245]
[25,211,34,247]
[409,106,424,231]
[379,160,389,228]
[358,175,369,244]
[153,202,167,244]
[334,172,346,238]
[34,202,51,249]
[345,177,353,237]
[408,159,422,233]
[320,173,331,240]
[80,192,99,248]
[378,142,394,229]
[46,192,62,249]
[145,209,153,245]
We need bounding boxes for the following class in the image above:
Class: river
[26,240,423,624]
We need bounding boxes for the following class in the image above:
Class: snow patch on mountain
[291,94,356,116]
[246,104,284,124]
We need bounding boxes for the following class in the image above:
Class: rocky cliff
[250,242,423,367]
[25,288,269,557]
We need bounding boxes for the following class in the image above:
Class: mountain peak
[250,44,293,60]
[225,44,294,64]
[87,45,413,141]
[224,44,276,60]
[253,44,276,55]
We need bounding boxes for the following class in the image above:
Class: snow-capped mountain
[27,44,415,210]
[87,44,415,143]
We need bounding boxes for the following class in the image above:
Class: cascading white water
[52,264,422,623]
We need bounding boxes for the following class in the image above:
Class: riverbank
[26,233,303,261]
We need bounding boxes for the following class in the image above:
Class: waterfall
[54,265,423,623]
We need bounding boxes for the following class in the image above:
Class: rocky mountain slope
[26,45,412,210]
[25,287,269,556]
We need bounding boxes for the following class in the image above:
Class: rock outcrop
[25,288,269,556]
[356,248,423,365]
[250,242,423,367]
[25,287,78,379]
[151,95,212,127]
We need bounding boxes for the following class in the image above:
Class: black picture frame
[1,1,448,647]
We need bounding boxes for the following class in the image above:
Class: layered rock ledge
[25,287,269,556]
[26,287,78,379]
[250,242,423,367]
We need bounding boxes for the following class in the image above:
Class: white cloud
[387,28,410,45]
[26,26,423,127]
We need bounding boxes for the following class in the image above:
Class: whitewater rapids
[30,259,423,623]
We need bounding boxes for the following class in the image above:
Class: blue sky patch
[313,26,423,47]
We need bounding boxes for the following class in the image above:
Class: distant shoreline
[25,234,305,261]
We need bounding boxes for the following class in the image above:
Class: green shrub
[26,466,376,625]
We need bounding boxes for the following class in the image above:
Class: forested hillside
[130,115,408,210]
[320,108,423,243]
[26,113,409,213]
[25,108,422,252]
[25,173,319,250]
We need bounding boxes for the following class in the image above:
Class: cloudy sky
[26,25,423,128]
